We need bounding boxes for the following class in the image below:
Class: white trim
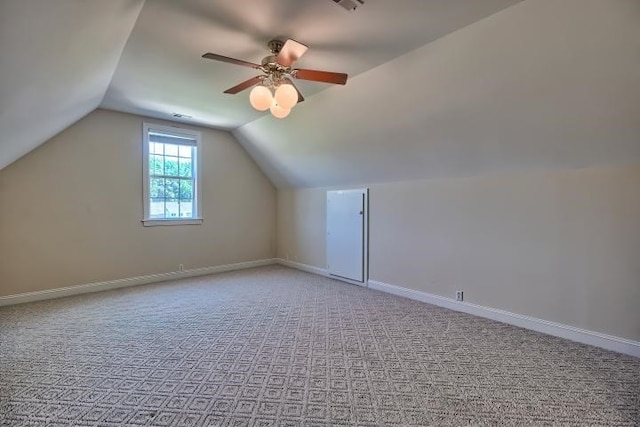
[0,259,277,307]
[367,279,640,358]
[276,259,329,277]
[276,258,367,287]
[329,274,368,287]
[142,218,203,227]
[326,188,369,285]
[142,122,203,224]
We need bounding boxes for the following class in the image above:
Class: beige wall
[277,164,640,341]
[277,188,327,267]
[0,109,276,296]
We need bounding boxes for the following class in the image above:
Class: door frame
[326,188,369,286]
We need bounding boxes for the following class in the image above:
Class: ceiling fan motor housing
[261,55,279,66]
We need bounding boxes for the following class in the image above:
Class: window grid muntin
[148,139,196,220]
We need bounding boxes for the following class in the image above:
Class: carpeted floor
[0,266,638,426]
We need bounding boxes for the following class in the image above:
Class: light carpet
[0,266,638,426]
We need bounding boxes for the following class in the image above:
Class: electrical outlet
[455,290,464,301]
[178,264,184,272]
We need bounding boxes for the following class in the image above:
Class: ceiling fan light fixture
[275,83,298,109]
[203,37,348,119]
[249,85,273,111]
[270,102,291,119]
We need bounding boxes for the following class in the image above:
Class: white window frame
[142,122,203,226]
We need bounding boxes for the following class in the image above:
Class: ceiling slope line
[98,0,147,107]
[0,0,150,171]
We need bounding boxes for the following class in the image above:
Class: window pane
[179,179,193,200]
[150,178,165,198]
[145,126,200,222]
[150,142,164,155]
[164,156,179,176]
[178,158,192,178]
[164,178,180,199]
[178,145,192,158]
[150,154,164,176]
[165,144,179,156]
[149,198,165,219]
[179,200,194,218]
[165,199,179,218]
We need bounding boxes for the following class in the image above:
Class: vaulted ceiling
[0,0,144,170]
[1,0,639,188]
[0,0,522,170]
[235,0,640,187]
[100,0,523,128]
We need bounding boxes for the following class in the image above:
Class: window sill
[142,218,203,227]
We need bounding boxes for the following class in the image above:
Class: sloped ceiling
[101,0,522,129]
[0,0,144,170]
[235,0,640,188]
[2,0,638,187]
[0,0,525,171]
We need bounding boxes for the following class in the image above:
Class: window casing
[142,123,203,226]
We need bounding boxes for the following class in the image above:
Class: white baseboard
[276,258,329,277]
[275,259,367,287]
[0,258,277,307]
[367,279,640,358]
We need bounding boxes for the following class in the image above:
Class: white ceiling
[0,0,525,171]
[101,0,523,129]
[2,0,638,189]
[235,0,640,188]
[0,0,144,170]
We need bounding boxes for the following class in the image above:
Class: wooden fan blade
[284,78,305,103]
[202,53,260,69]
[224,76,262,94]
[294,68,348,85]
[276,39,308,66]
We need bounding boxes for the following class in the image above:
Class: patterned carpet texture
[1,266,638,426]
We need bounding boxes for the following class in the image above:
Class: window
[142,123,202,226]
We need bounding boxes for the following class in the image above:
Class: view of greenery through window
[149,142,195,219]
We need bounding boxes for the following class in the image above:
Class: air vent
[332,0,364,12]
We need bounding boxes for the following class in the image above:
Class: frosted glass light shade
[249,86,273,111]
[270,102,291,119]
[274,83,298,109]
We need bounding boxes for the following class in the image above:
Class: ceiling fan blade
[294,68,348,85]
[224,76,263,94]
[284,78,305,103]
[276,39,308,66]
[202,53,260,69]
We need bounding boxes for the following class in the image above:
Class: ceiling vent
[332,0,364,12]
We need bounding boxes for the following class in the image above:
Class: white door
[327,189,368,283]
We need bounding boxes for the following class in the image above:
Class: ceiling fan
[202,39,348,118]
